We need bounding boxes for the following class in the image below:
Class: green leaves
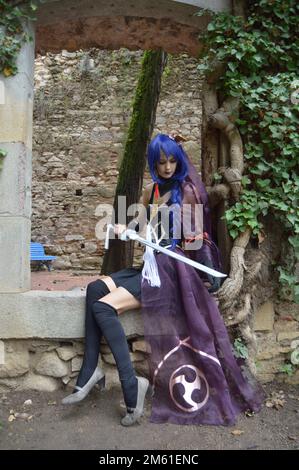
[0,0,38,77]
[198,0,299,302]
[234,338,249,359]
[279,364,295,376]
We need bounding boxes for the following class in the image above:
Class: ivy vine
[0,0,38,77]
[197,0,299,302]
[0,1,38,170]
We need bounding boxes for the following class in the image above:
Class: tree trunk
[101,49,167,275]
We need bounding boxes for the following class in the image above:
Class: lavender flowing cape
[140,160,264,425]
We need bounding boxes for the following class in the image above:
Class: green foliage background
[197,0,299,302]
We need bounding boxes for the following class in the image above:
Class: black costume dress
[109,179,176,300]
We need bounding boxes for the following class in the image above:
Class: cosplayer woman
[62,133,263,426]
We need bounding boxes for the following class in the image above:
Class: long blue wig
[147,134,189,249]
[147,134,189,207]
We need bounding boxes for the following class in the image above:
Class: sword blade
[126,230,226,278]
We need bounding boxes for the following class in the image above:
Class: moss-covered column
[0,21,35,292]
[101,49,167,274]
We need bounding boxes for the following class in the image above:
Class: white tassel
[142,223,161,287]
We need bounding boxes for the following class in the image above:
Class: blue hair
[147,134,189,206]
[147,134,189,249]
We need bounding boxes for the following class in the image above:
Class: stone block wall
[0,297,298,392]
[32,48,202,270]
[0,337,150,393]
[254,300,299,384]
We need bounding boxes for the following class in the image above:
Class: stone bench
[0,291,146,392]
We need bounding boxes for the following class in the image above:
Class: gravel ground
[0,382,298,451]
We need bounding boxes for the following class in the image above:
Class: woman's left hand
[114,224,127,237]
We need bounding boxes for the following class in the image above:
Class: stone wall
[254,300,299,384]
[0,296,298,393]
[32,48,202,270]
[0,337,149,393]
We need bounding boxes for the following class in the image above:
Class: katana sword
[105,224,227,278]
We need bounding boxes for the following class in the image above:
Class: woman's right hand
[114,224,127,237]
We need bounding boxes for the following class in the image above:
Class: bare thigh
[98,275,118,293]
[97,286,141,315]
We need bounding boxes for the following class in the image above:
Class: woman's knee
[92,299,118,322]
[86,279,110,298]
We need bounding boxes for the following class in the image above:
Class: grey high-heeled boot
[62,367,105,405]
[120,376,149,426]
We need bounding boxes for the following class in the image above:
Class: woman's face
[156,152,177,179]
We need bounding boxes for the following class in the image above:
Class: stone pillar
[0,22,35,292]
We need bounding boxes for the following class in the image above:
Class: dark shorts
[110,267,142,301]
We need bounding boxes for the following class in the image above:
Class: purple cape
[140,175,264,426]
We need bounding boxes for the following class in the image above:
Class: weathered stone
[275,300,299,320]
[101,365,121,390]
[254,301,275,332]
[65,235,85,242]
[56,346,77,361]
[100,344,111,354]
[35,351,69,377]
[277,331,299,342]
[61,50,78,59]
[256,357,285,375]
[69,253,79,264]
[255,371,275,383]
[29,340,60,353]
[80,257,101,269]
[22,373,60,392]
[102,351,145,366]
[98,185,115,198]
[73,341,85,355]
[183,141,201,165]
[71,356,83,372]
[0,372,60,392]
[132,339,151,354]
[62,375,71,385]
[134,360,150,378]
[279,346,293,354]
[130,352,146,362]
[82,242,98,254]
[274,319,299,333]
[256,349,280,361]
[284,369,299,385]
[52,256,72,269]
[0,342,29,378]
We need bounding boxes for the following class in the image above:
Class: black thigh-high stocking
[92,301,138,409]
[76,280,110,388]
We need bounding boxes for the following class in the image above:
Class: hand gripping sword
[105,224,227,279]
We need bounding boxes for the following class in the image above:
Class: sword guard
[120,229,138,241]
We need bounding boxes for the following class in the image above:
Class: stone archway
[35,0,231,56]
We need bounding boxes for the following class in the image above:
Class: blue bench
[30,242,56,271]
